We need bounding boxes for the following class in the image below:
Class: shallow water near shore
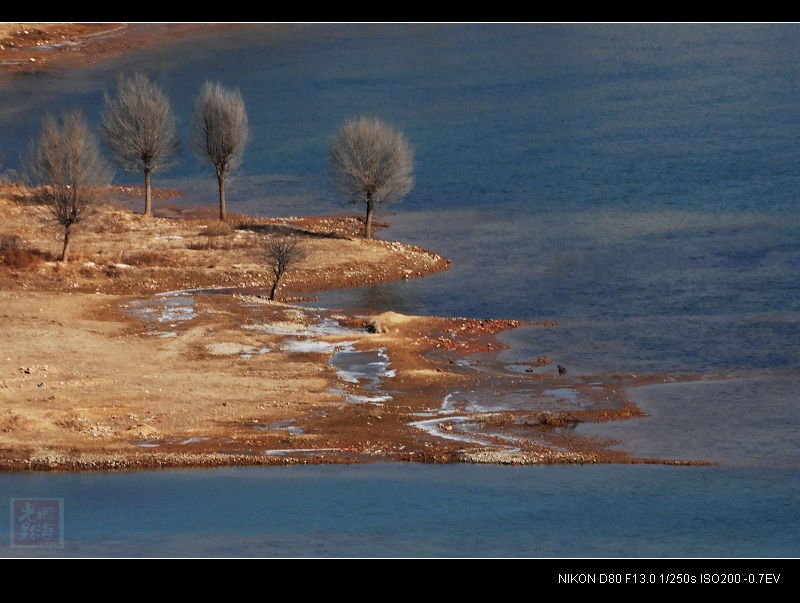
[1,23,799,557]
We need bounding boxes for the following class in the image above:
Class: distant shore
[0,23,231,77]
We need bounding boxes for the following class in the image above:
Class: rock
[127,424,158,438]
[367,319,388,334]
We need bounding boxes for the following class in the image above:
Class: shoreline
[0,191,713,472]
[0,23,235,77]
[0,24,714,472]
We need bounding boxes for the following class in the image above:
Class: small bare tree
[25,110,113,262]
[264,234,306,301]
[328,115,414,239]
[100,72,180,217]
[191,81,250,222]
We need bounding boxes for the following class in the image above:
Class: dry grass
[0,246,42,269]
[0,183,451,297]
[88,215,135,235]
[197,219,235,237]
[120,249,175,267]
[0,233,47,269]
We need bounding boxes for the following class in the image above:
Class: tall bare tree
[191,81,250,222]
[264,234,307,301]
[100,72,180,217]
[328,115,414,239]
[25,110,113,262]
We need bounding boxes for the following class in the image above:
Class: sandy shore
[0,287,657,471]
[0,184,711,472]
[0,24,712,471]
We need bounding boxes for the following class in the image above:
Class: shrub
[198,220,233,237]
[0,234,24,250]
[89,215,132,234]
[0,234,43,270]
[121,250,173,266]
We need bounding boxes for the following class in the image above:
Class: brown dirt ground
[0,23,229,76]
[0,24,712,472]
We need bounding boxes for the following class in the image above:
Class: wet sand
[0,285,712,472]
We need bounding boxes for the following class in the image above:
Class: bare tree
[100,72,180,217]
[191,81,250,222]
[264,234,306,301]
[25,110,114,262]
[328,115,414,239]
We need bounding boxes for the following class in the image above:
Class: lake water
[1,23,799,559]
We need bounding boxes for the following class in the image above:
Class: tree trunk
[217,168,226,222]
[270,267,285,301]
[61,225,72,262]
[365,198,374,239]
[144,169,152,217]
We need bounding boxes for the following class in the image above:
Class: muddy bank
[0,286,711,473]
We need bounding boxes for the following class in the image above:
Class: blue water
[1,23,799,558]
[1,463,798,558]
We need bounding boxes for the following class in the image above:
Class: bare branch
[25,109,114,262]
[329,115,414,238]
[100,72,180,217]
[191,81,250,221]
[264,234,307,301]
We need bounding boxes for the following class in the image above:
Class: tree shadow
[236,222,351,240]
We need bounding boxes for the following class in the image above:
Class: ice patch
[330,348,392,385]
[307,317,361,336]
[282,339,357,354]
[328,347,395,404]
[127,293,197,326]
[328,387,391,404]
[180,437,209,445]
[262,448,342,456]
[241,344,270,358]
[254,418,304,435]
[410,416,483,443]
